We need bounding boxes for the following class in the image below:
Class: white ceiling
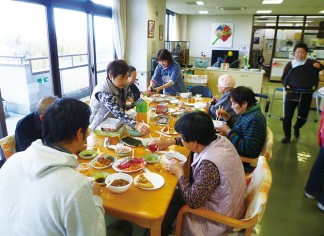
[166,0,324,15]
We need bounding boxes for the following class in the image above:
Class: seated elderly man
[207,74,236,120]
[216,86,267,160]
[15,96,58,152]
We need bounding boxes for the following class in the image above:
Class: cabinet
[194,68,264,96]
[165,41,190,65]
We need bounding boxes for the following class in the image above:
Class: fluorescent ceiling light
[196,1,204,5]
[320,10,324,13]
[198,10,208,14]
[256,10,272,13]
[262,0,283,4]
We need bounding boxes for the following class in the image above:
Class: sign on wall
[210,23,233,48]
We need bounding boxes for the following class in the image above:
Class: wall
[126,0,165,92]
[186,15,253,66]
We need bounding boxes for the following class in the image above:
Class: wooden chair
[174,156,272,236]
[0,134,16,159]
[240,126,273,167]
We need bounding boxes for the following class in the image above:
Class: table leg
[150,220,162,236]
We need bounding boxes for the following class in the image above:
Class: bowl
[213,120,224,128]
[194,102,207,109]
[105,173,133,193]
[164,152,187,166]
[179,92,189,98]
[76,163,90,172]
[125,125,144,137]
[115,145,132,157]
[93,172,109,185]
[143,153,160,163]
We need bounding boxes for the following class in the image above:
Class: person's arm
[96,91,136,129]
[64,183,106,236]
[306,59,324,71]
[281,62,292,85]
[148,66,161,91]
[177,160,219,208]
[228,119,266,158]
[154,63,181,94]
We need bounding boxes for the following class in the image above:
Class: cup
[148,144,158,153]
[154,162,162,173]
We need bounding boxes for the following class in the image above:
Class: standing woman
[147,49,186,95]
[89,59,149,134]
[281,43,324,143]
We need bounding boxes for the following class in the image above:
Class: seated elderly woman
[216,86,267,161]
[161,111,245,236]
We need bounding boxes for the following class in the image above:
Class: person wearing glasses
[89,59,149,135]
[147,49,186,95]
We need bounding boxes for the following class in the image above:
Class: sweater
[227,104,267,158]
[0,140,106,236]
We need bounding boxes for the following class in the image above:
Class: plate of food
[134,173,165,190]
[94,125,124,137]
[79,150,97,159]
[170,99,179,104]
[161,126,177,135]
[175,106,195,113]
[112,157,146,173]
[91,155,116,169]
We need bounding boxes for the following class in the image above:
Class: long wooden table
[81,97,210,236]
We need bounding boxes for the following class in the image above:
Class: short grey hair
[37,96,58,115]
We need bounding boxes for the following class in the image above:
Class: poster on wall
[210,23,233,48]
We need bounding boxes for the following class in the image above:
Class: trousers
[305,147,324,205]
[283,91,313,137]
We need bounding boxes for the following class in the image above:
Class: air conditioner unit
[216,6,247,11]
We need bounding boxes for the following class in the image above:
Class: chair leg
[269,88,283,120]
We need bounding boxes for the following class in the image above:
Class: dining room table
[79,95,211,236]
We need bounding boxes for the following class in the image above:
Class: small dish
[79,150,97,159]
[91,155,116,169]
[163,152,187,166]
[93,172,109,185]
[115,146,132,157]
[213,120,224,128]
[143,153,160,163]
[125,125,144,137]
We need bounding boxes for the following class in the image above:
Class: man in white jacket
[0,98,106,236]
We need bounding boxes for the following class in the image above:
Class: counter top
[195,67,265,74]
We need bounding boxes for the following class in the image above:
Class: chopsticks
[155,131,172,138]
[216,105,224,121]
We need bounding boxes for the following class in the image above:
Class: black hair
[42,98,91,145]
[128,66,136,77]
[293,42,308,53]
[174,111,216,146]
[106,59,129,78]
[229,86,257,108]
[156,49,174,64]
[286,40,293,46]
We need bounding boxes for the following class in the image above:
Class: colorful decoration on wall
[211,23,233,48]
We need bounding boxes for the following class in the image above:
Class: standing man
[0,98,106,235]
[15,96,58,152]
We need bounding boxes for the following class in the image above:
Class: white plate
[112,157,146,173]
[91,155,116,169]
[170,100,179,104]
[160,127,177,135]
[168,108,176,113]
[134,173,165,190]
[184,102,196,107]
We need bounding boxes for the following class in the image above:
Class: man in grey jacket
[0,98,106,235]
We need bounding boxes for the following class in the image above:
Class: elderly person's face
[294,47,307,61]
[230,98,247,115]
[217,85,226,94]
[109,73,128,88]
[128,71,137,84]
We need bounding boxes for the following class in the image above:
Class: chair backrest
[244,156,272,222]
[284,64,319,89]
[254,93,270,115]
[189,85,213,98]
[261,127,274,160]
[0,134,16,159]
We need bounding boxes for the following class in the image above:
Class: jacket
[0,140,106,236]
[183,136,246,236]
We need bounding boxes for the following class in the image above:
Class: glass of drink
[154,162,162,173]
[148,143,158,153]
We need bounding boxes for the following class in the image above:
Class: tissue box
[100,118,123,132]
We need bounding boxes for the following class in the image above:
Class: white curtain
[112,0,126,59]
[169,13,180,41]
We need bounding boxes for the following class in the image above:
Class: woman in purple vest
[161,111,245,236]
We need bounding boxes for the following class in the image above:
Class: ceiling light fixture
[262,0,283,4]
[196,1,204,5]
[320,10,324,13]
[256,10,272,13]
[198,10,208,14]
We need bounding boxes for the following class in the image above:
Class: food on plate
[92,155,115,168]
[116,157,146,171]
[136,174,154,188]
[115,146,132,154]
[161,127,176,134]
[175,106,195,113]
[170,157,180,163]
[111,179,130,187]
